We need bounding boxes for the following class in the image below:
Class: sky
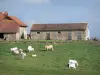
[0,0,100,38]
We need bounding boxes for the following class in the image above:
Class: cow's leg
[69,65,70,69]
[52,47,54,51]
[74,67,76,70]
[73,66,76,70]
[47,48,48,51]
[45,47,47,50]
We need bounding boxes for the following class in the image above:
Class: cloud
[25,20,39,25]
[24,20,39,33]
[24,0,50,4]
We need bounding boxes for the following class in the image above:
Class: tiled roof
[0,12,27,27]
[0,12,7,21]
[0,20,19,33]
[8,16,27,27]
[0,11,27,33]
[31,23,88,31]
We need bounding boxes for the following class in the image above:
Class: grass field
[0,41,100,75]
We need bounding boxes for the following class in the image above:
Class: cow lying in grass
[10,47,24,54]
[10,47,19,55]
[32,54,37,58]
[10,47,26,59]
[28,46,34,52]
[45,45,54,51]
[68,59,78,70]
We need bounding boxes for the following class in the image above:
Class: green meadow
[0,40,100,75]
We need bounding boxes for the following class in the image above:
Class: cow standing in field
[68,59,78,70]
[28,46,34,52]
[45,45,54,51]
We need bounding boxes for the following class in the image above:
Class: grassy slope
[0,41,100,75]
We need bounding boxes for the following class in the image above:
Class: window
[0,33,4,39]
[68,32,72,40]
[37,32,40,34]
[58,31,61,34]
[76,31,82,40]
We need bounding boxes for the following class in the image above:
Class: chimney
[2,12,5,14]
[2,12,8,16]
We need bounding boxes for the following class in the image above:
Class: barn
[30,23,90,40]
[0,12,27,40]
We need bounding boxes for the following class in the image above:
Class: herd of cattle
[10,45,78,70]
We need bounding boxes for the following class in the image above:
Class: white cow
[45,45,54,51]
[68,59,78,69]
[10,47,18,51]
[10,47,19,54]
[28,46,34,52]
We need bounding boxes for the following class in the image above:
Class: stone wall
[31,30,86,40]
[4,33,16,40]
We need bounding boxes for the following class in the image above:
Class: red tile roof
[0,12,27,27]
[0,12,6,21]
[8,16,27,27]
[0,12,27,33]
[0,20,19,33]
[31,23,88,31]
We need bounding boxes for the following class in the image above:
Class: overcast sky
[0,0,100,38]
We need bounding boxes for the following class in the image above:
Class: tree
[21,33,24,39]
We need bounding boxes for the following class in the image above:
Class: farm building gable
[0,12,27,27]
[0,12,27,40]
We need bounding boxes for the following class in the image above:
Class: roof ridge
[8,16,27,27]
[33,23,88,25]
[31,23,88,31]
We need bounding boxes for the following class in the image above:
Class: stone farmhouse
[30,23,90,40]
[0,12,27,40]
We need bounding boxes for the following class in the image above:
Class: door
[68,32,72,40]
[46,33,50,40]
[0,33,4,39]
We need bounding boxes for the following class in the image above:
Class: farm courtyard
[0,40,100,75]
